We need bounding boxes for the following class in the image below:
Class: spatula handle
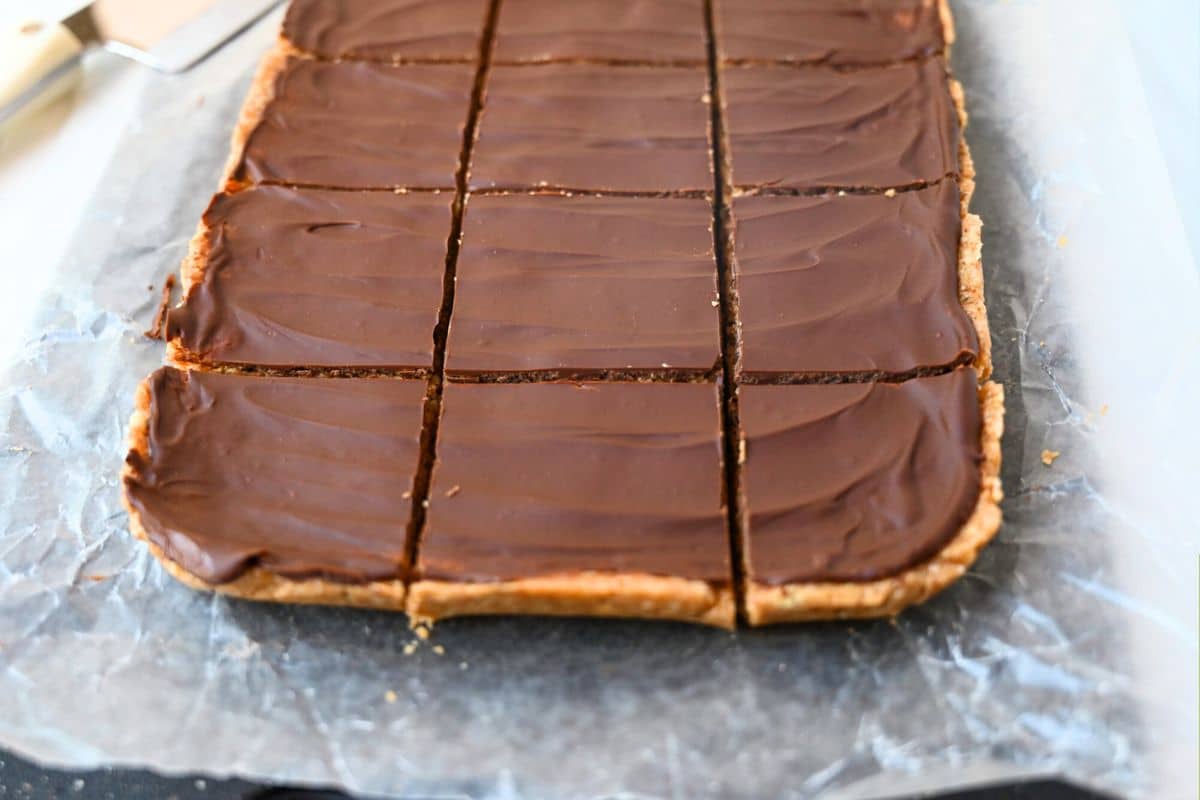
[0,21,86,125]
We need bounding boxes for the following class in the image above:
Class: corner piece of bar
[226,50,474,190]
[121,368,427,609]
[166,186,451,371]
[446,194,721,375]
[714,0,951,66]
[734,181,979,376]
[492,0,707,64]
[407,382,735,628]
[737,369,1004,625]
[282,0,491,62]
[722,58,959,191]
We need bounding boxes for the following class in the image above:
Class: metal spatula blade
[2,0,282,124]
[68,0,283,73]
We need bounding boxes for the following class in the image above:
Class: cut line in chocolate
[719,52,941,72]
[166,361,431,381]
[703,0,749,623]
[446,367,718,384]
[406,0,505,581]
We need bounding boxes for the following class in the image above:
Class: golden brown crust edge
[939,0,956,52]
[121,378,407,610]
[950,76,992,382]
[160,201,217,368]
[160,38,294,364]
[743,380,1004,626]
[407,573,736,630]
[219,37,302,193]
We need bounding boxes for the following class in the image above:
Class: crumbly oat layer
[408,573,736,629]
[220,38,299,192]
[950,75,992,381]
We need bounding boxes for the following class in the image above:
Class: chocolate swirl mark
[446,194,722,373]
[283,0,491,62]
[723,58,960,191]
[739,370,982,585]
[418,382,732,584]
[235,59,474,190]
[124,369,426,585]
[713,0,947,67]
[733,182,978,375]
[167,187,453,369]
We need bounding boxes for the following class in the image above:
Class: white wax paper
[0,1,1197,797]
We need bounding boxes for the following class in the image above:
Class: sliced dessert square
[167,186,452,371]
[408,382,734,627]
[722,59,959,191]
[737,369,1003,625]
[734,181,986,378]
[227,51,474,190]
[715,0,950,66]
[492,0,706,64]
[282,0,490,62]
[122,368,428,609]
[446,194,721,376]
[470,64,712,193]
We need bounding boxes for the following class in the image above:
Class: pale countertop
[0,1,144,361]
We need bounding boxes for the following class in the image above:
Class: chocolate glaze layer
[419,382,731,584]
[493,0,706,63]
[723,59,958,190]
[716,0,946,65]
[283,0,489,61]
[447,195,720,373]
[234,58,473,189]
[168,187,452,368]
[470,65,712,192]
[124,369,426,585]
[735,182,977,374]
[740,369,982,584]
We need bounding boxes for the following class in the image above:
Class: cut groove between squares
[703,0,748,623]
[405,0,505,580]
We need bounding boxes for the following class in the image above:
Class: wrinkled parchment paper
[1,1,1197,797]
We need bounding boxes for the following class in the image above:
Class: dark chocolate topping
[470,65,712,192]
[716,0,946,65]
[234,58,473,189]
[167,186,452,368]
[447,194,720,373]
[493,0,706,63]
[123,369,426,585]
[283,0,489,61]
[723,58,959,190]
[735,182,977,374]
[419,382,731,584]
[740,369,982,584]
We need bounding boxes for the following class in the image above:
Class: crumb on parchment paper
[1041,449,1061,466]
